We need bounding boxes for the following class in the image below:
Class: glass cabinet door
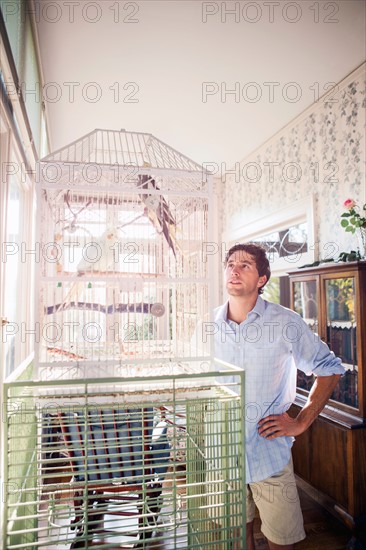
[293,280,318,392]
[325,277,358,409]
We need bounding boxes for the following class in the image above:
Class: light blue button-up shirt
[213,296,345,484]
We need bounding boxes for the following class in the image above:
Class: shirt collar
[252,295,265,318]
[215,295,265,322]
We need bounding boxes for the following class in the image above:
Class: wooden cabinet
[288,261,366,529]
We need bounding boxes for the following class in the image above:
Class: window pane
[254,222,308,261]
[325,278,358,408]
[23,16,41,151]
[262,277,280,304]
[3,174,23,376]
[293,280,318,393]
[0,0,24,72]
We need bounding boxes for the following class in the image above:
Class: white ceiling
[35,0,366,169]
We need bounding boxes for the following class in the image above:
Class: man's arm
[257,374,341,439]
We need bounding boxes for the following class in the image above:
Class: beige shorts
[247,458,306,546]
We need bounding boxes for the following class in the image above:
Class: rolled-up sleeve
[291,315,345,377]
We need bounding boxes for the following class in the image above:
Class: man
[212,243,344,550]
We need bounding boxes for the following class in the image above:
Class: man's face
[225,251,267,298]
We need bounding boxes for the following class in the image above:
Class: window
[226,195,315,278]
[225,196,314,307]
[1,0,50,379]
[253,222,308,263]
[3,168,24,375]
[262,276,280,304]
[1,106,34,379]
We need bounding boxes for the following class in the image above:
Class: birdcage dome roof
[42,129,204,173]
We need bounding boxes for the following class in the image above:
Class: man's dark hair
[224,243,271,295]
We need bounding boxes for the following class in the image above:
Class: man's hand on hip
[257,413,306,439]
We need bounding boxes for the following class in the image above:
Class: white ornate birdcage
[3,129,245,549]
[35,128,214,379]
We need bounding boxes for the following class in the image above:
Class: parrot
[137,174,181,257]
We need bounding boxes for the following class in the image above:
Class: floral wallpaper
[220,63,366,261]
